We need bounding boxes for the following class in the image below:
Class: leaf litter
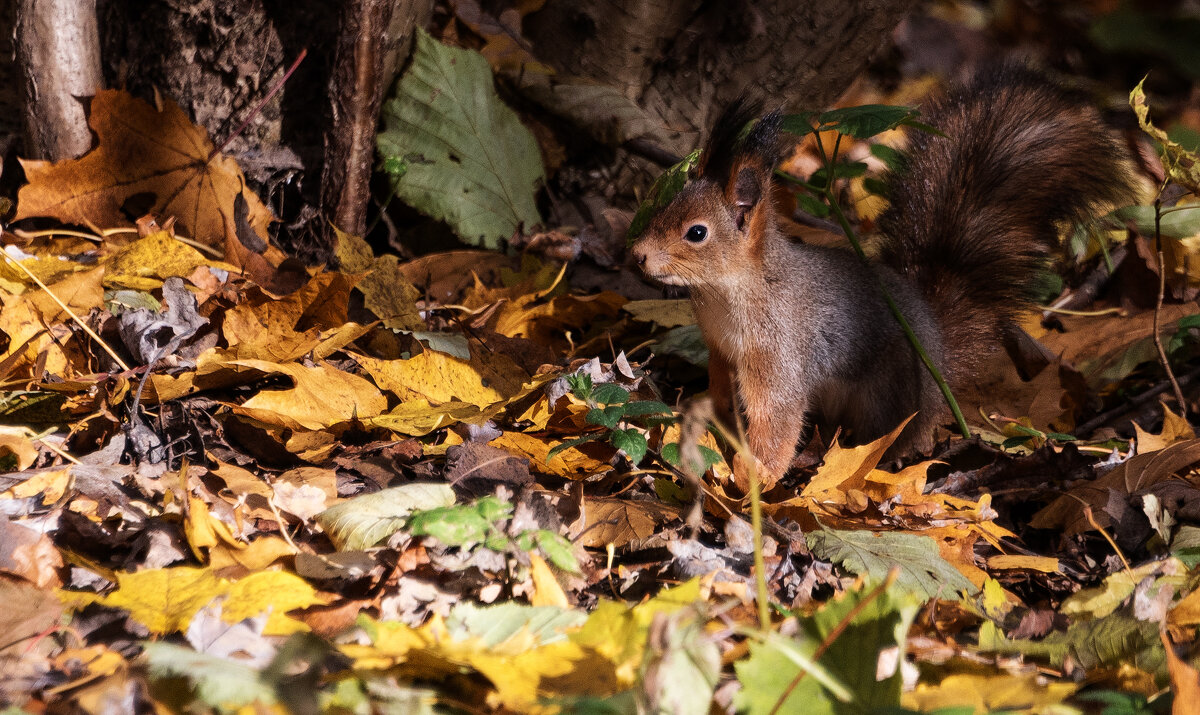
[4,22,1200,715]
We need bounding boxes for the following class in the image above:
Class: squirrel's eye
[684,224,708,243]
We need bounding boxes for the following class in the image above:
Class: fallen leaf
[16,90,278,268]
[230,359,387,430]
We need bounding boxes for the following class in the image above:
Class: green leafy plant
[548,373,721,471]
[408,496,581,573]
[776,104,971,440]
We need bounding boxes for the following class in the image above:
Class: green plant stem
[824,191,971,440]
[807,127,969,438]
[748,456,770,630]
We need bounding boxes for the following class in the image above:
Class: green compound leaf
[619,400,672,418]
[591,383,631,406]
[377,29,543,248]
[586,405,625,429]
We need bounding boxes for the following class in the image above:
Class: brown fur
[630,67,1134,490]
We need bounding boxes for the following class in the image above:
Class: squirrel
[630,66,1135,490]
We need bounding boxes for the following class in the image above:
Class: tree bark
[16,0,104,161]
[528,0,918,152]
[321,0,430,239]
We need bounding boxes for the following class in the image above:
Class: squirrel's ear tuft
[698,98,764,186]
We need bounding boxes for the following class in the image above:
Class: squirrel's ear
[729,166,764,230]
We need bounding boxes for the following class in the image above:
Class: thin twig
[30,430,81,465]
[1076,364,1200,437]
[209,49,308,161]
[1151,198,1187,414]
[1082,503,1133,578]
[1,252,130,371]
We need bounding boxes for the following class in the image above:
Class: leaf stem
[748,451,771,630]
[809,122,968,437]
[823,197,970,438]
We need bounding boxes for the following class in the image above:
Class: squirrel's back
[876,66,1136,382]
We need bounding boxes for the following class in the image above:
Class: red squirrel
[630,67,1135,490]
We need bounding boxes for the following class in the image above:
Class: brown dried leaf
[1031,438,1200,534]
[16,90,277,269]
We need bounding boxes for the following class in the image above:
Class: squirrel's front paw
[732,453,780,493]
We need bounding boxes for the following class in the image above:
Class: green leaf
[407,498,514,547]
[0,390,67,424]
[587,405,625,429]
[1172,524,1200,568]
[817,105,921,139]
[795,192,831,219]
[535,530,581,573]
[803,585,920,711]
[566,372,594,401]
[316,483,456,551]
[1073,689,1158,715]
[869,143,904,170]
[628,148,702,240]
[144,641,276,712]
[661,443,723,472]
[1001,436,1032,449]
[475,496,512,524]
[445,601,586,647]
[807,526,977,600]
[620,400,672,418]
[591,383,631,406]
[653,324,709,367]
[1115,204,1200,240]
[779,112,817,137]
[546,433,602,462]
[811,162,868,185]
[733,633,850,714]
[987,614,1161,672]
[377,29,543,248]
[862,177,890,198]
[609,428,647,464]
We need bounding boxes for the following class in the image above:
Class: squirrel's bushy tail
[876,66,1135,381]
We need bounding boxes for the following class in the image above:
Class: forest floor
[2,2,1200,714]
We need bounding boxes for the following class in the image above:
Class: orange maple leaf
[16,89,278,270]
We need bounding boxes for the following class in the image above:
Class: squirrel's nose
[632,246,647,266]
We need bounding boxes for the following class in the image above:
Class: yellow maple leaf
[357,348,528,408]
[104,231,233,291]
[230,359,387,430]
[58,566,321,635]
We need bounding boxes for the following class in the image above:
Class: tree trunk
[527,0,918,152]
[321,0,430,239]
[16,0,104,161]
